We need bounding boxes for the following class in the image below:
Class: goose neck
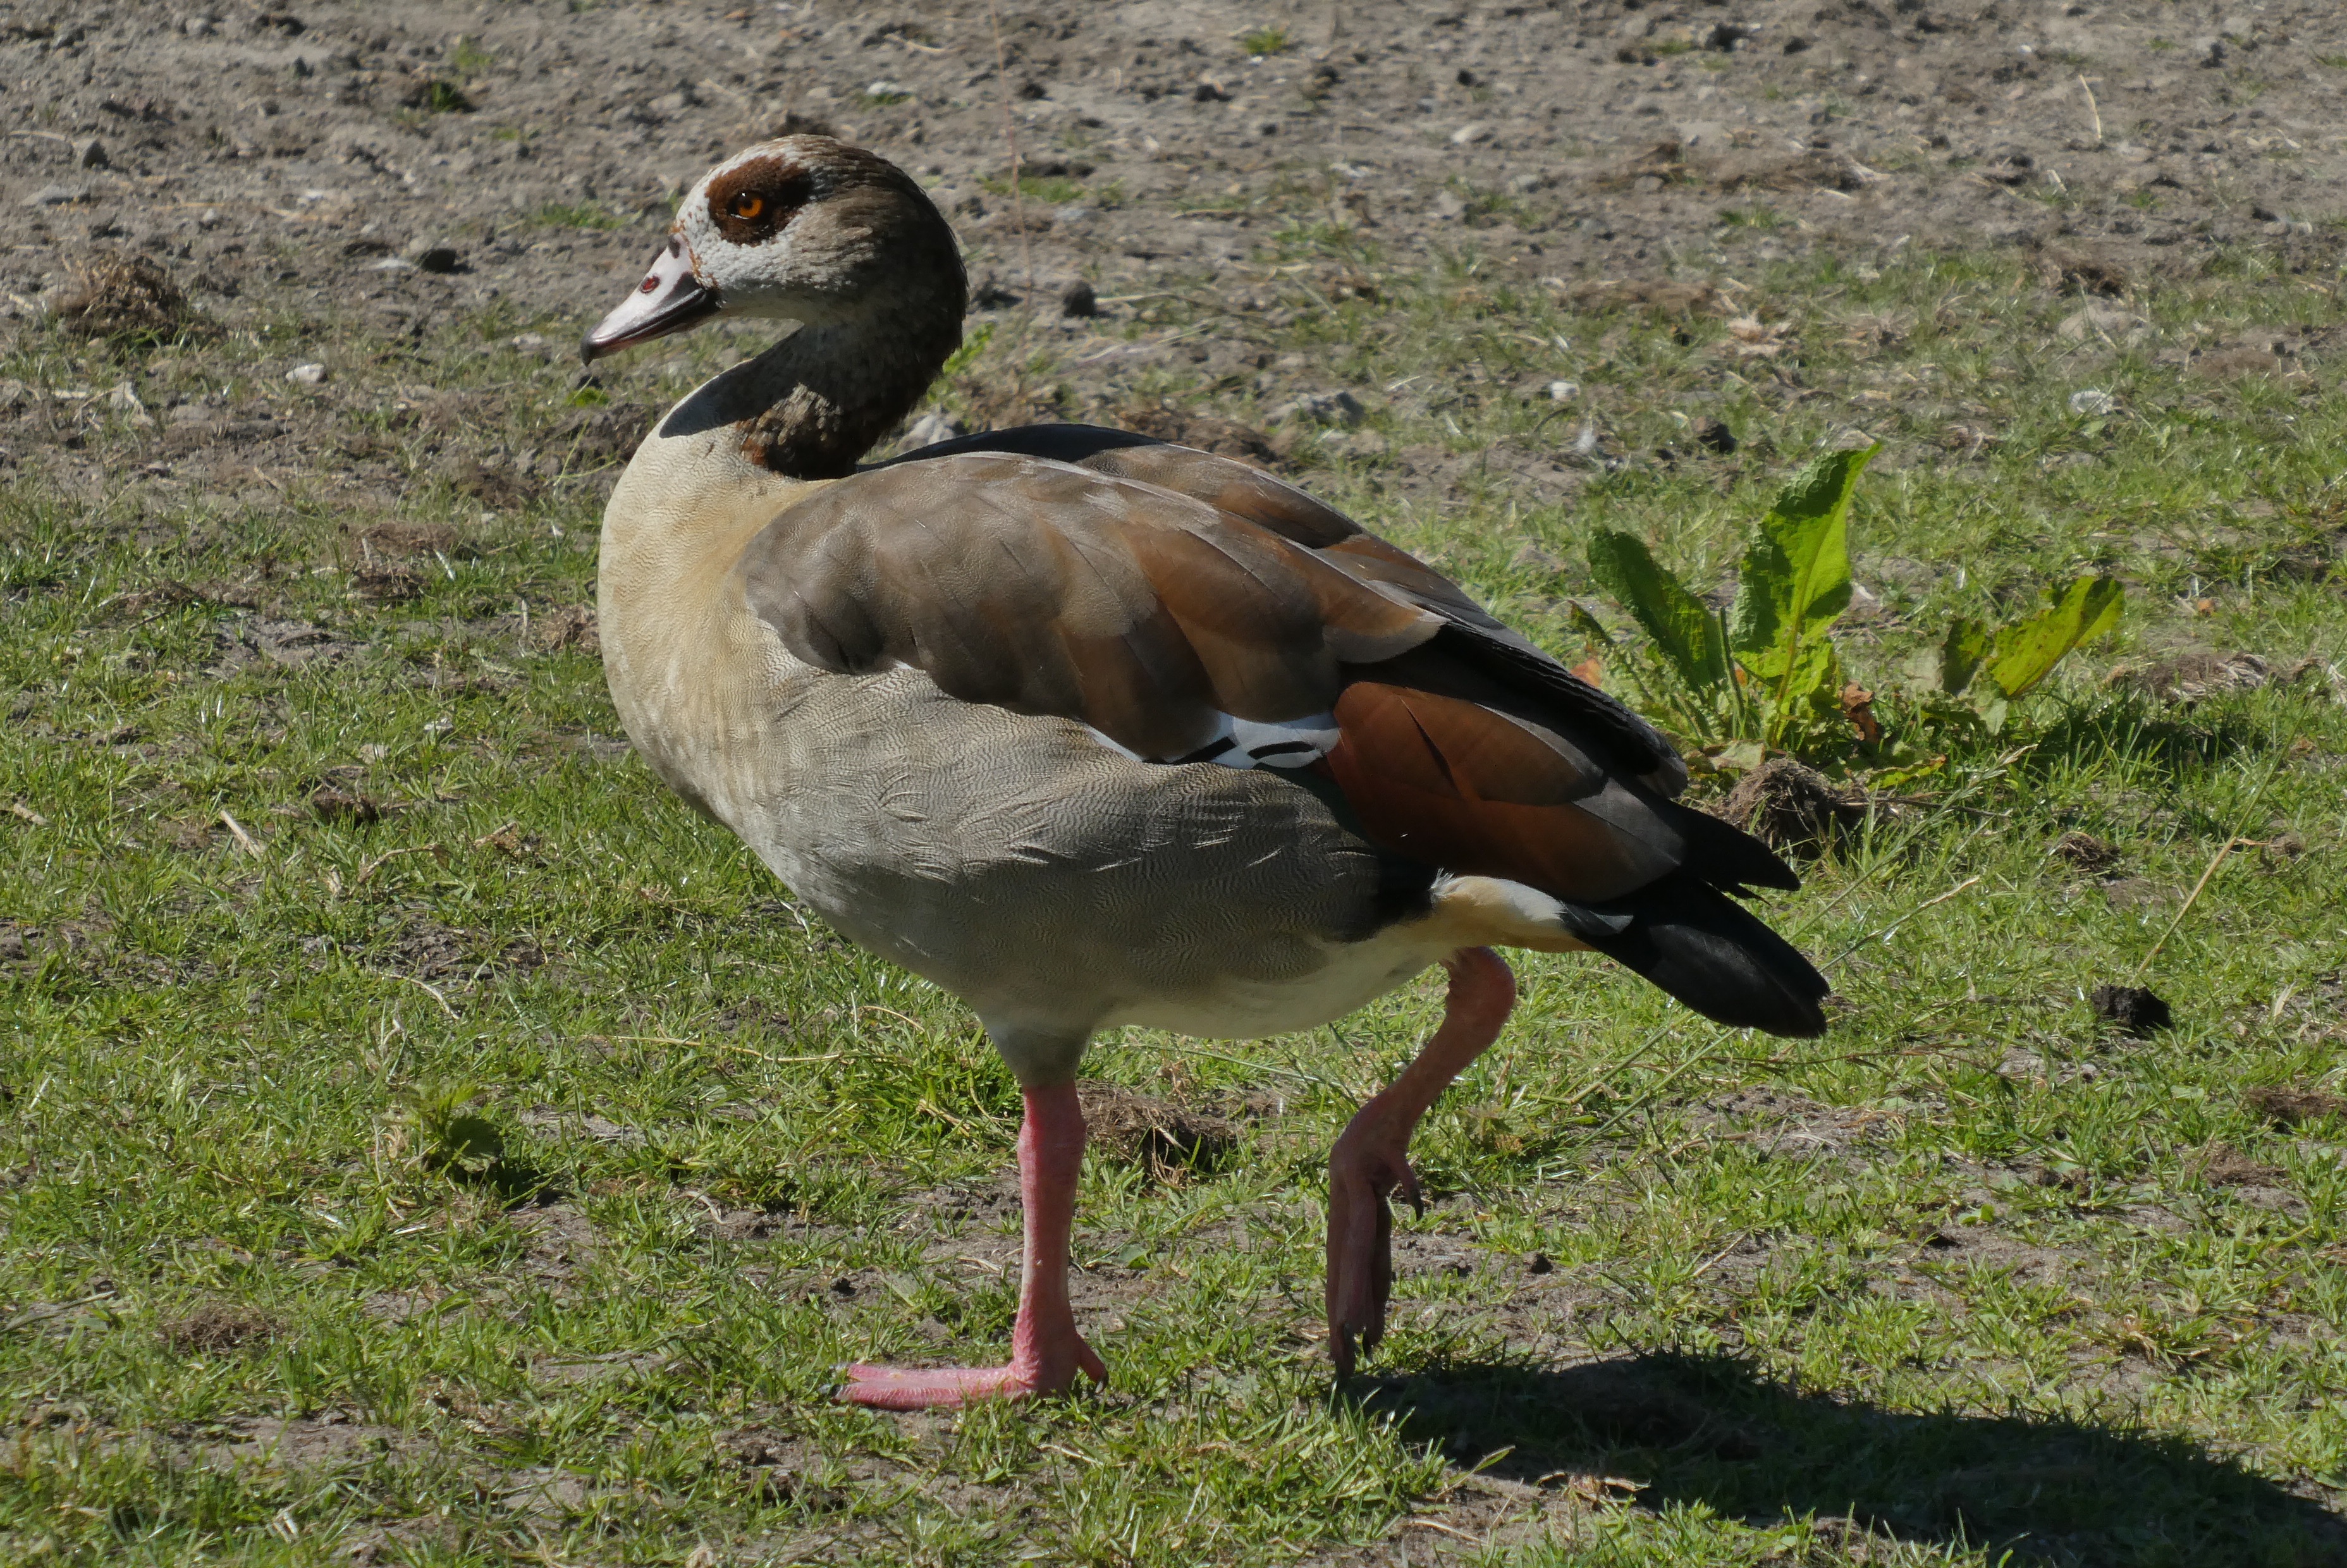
[666,295,959,481]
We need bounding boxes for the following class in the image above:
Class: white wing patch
[1084,711,1340,771]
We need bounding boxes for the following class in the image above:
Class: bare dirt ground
[5,0,2345,474]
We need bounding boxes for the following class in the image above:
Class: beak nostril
[640,276,658,293]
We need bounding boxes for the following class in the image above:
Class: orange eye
[730,192,764,219]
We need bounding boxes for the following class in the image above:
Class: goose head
[580,136,966,363]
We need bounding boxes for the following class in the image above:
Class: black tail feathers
[1661,797,1802,893]
[1575,869,1829,1038]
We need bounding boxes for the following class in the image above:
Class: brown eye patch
[705,156,814,243]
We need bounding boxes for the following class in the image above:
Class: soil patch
[355,520,458,559]
[308,786,384,826]
[2050,831,2120,874]
[1719,758,1868,856]
[2090,983,2172,1038]
[1077,1080,1239,1180]
[2191,1144,2287,1189]
[534,605,599,653]
[2245,1084,2347,1128]
[161,1302,281,1355]
[54,252,198,341]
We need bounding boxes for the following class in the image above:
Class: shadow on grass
[2019,699,2262,784]
[1350,1352,2342,1567]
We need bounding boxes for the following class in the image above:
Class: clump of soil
[2051,832,2121,873]
[162,1302,280,1354]
[2191,1143,2285,1187]
[1077,1081,1237,1181]
[2035,242,2131,297]
[2090,983,2172,1037]
[2245,1084,2347,1127]
[309,787,383,825]
[1720,758,1867,855]
[53,251,197,341]
[350,563,425,604]
[536,605,599,653]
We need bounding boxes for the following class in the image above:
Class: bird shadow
[1345,1352,2343,1567]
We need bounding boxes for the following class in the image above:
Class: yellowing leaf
[1985,575,2125,699]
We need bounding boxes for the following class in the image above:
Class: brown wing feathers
[745,453,1435,761]
[1320,683,1679,903]
[743,441,1797,924]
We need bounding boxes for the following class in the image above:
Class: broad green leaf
[1763,635,1846,751]
[1939,616,1992,696]
[1729,444,1877,680]
[1985,575,2125,699]
[1586,529,1729,694]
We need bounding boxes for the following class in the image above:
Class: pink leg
[1327,947,1516,1378]
[838,1082,1107,1410]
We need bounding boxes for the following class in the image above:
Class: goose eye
[730,192,764,219]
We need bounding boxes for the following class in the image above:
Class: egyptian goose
[579,137,1827,1410]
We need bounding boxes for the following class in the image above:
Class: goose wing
[741,443,1791,912]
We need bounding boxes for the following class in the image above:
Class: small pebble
[1450,122,1491,145]
[1693,415,1737,454]
[285,362,328,386]
[2068,388,2118,417]
[411,245,462,275]
[74,138,107,171]
[1545,379,1579,402]
[1058,280,1098,319]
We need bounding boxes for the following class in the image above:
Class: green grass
[1239,27,1291,58]
[448,36,494,77]
[2,229,2345,1564]
[982,173,1092,207]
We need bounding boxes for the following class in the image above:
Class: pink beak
[580,233,718,362]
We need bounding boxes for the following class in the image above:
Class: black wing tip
[1689,981,1830,1039]
[1666,798,1804,894]
[1583,871,1830,1041]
